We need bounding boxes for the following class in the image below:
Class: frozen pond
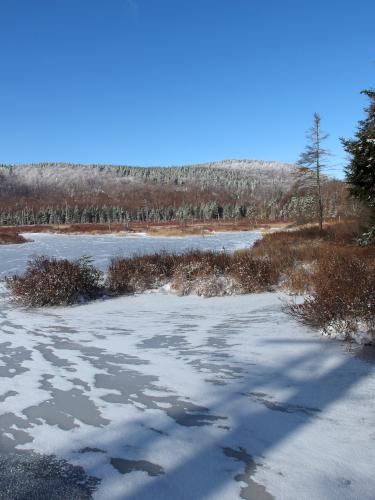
[0,232,374,499]
[0,230,260,278]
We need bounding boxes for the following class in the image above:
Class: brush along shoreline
[0,220,304,242]
[4,222,375,345]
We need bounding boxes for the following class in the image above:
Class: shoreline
[0,220,291,243]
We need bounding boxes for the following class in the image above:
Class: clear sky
[0,0,374,174]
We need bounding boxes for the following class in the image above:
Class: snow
[0,231,260,278]
[0,232,375,499]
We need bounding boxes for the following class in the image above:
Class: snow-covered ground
[0,232,374,499]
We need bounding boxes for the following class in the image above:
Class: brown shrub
[107,252,177,294]
[288,251,375,338]
[6,256,102,306]
[170,251,231,296]
[228,251,279,293]
[282,264,314,295]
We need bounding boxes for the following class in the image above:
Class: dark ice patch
[35,344,75,368]
[0,413,33,452]
[95,366,224,427]
[223,447,274,500]
[78,447,106,454]
[0,342,31,378]
[247,392,321,417]
[138,334,188,349]
[110,457,164,477]
[69,377,91,391]
[0,390,17,402]
[23,385,109,430]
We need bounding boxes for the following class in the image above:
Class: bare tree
[297,113,330,232]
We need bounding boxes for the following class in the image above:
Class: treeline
[0,192,357,226]
[0,203,261,225]
[0,160,360,225]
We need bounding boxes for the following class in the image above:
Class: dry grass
[0,232,28,245]
[251,221,366,279]
[0,219,290,237]
[147,226,210,237]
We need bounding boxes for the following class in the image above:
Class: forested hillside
[0,159,357,224]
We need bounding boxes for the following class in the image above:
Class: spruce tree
[297,113,330,232]
[341,90,375,223]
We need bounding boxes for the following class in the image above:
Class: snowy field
[0,232,374,499]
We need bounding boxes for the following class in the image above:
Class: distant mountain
[0,159,297,195]
[0,160,351,225]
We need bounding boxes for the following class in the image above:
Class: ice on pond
[0,231,374,499]
[0,230,260,278]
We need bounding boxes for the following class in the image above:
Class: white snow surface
[0,232,374,499]
[0,230,260,278]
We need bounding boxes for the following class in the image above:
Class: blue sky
[0,0,374,174]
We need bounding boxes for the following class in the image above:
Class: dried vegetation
[6,220,375,343]
[6,256,103,307]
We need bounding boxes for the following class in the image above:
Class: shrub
[228,251,279,293]
[6,256,102,307]
[282,264,313,295]
[107,252,177,294]
[251,233,320,277]
[288,250,375,340]
[170,251,231,296]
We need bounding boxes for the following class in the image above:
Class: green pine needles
[342,89,375,242]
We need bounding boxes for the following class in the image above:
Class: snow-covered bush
[171,249,278,296]
[107,253,176,294]
[6,256,103,306]
[170,251,230,296]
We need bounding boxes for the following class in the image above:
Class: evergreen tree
[297,113,330,232]
[341,89,375,222]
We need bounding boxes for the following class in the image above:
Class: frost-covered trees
[0,160,355,224]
